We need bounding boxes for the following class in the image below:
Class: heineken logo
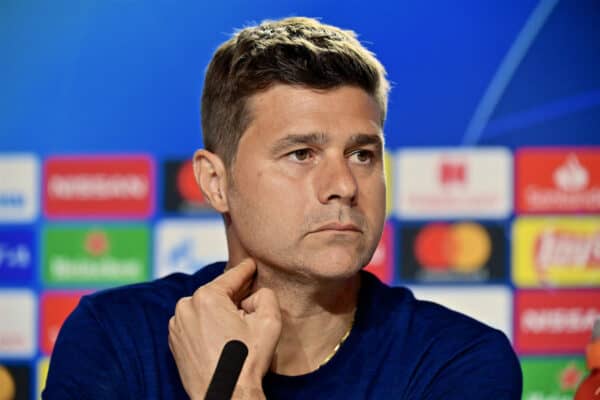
[521,357,586,399]
[43,225,149,286]
[558,362,583,391]
[84,231,109,257]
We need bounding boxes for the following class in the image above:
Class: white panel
[409,285,513,341]
[394,148,512,218]
[155,219,228,278]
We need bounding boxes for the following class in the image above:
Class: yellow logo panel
[512,217,600,287]
[384,151,393,217]
[38,357,49,399]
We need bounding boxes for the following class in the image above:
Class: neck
[226,258,361,376]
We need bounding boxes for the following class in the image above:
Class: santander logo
[553,154,589,192]
[516,148,600,213]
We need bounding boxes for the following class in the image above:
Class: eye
[350,149,374,164]
[288,148,314,162]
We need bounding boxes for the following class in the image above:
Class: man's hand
[168,259,282,400]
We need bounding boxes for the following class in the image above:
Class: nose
[316,155,358,206]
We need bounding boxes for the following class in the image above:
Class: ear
[192,149,229,213]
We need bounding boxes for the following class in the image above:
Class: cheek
[230,171,306,235]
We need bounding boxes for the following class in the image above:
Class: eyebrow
[269,132,329,156]
[270,132,383,156]
[347,133,384,151]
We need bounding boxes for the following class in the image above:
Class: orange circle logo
[415,222,491,273]
[0,366,16,400]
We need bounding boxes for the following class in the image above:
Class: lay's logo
[44,155,154,218]
[512,217,600,287]
[534,229,600,271]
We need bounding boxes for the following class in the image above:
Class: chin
[304,251,365,281]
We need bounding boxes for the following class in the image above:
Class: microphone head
[204,340,249,400]
[221,340,249,368]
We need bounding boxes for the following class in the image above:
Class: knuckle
[262,311,282,326]
[174,297,190,313]
[173,297,190,318]
[192,284,208,297]
[193,288,217,308]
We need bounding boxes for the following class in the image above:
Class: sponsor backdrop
[1,1,599,398]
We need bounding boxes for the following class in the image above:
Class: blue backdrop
[1,1,599,398]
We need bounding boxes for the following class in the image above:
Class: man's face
[225,84,386,281]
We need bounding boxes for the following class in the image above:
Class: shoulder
[44,262,227,398]
[80,261,226,320]
[359,271,521,397]
[361,270,508,342]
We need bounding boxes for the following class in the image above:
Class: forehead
[242,84,383,145]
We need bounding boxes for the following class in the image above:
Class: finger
[231,273,254,306]
[173,297,192,320]
[168,316,176,333]
[208,258,257,298]
[241,288,281,319]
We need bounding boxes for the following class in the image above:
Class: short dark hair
[201,16,390,167]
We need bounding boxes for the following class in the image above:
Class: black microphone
[204,340,249,400]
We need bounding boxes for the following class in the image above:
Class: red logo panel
[515,290,600,354]
[516,148,600,213]
[44,155,154,218]
[364,222,394,284]
[40,292,86,355]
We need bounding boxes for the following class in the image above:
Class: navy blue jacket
[44,262,522,399]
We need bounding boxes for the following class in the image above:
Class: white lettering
[525,393,572,400]
[48,174,148,200]
[50,256,143,280]
[535,230,600,269]
[526,186,600,210]
[0,193,25,207]
[0,244,30,269]
[522,307,600,333]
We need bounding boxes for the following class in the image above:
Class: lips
[313,222,362,233]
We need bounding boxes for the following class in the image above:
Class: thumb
[241,288,281,322]
[209,258,256,298]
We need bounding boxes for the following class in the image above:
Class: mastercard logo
[414,222,491,273]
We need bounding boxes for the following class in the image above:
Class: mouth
[312,222,362,233]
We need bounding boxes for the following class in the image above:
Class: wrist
[231,383,265,400]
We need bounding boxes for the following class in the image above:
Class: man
[44,17,522,399]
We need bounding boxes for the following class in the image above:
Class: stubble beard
[225,177,383,284]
